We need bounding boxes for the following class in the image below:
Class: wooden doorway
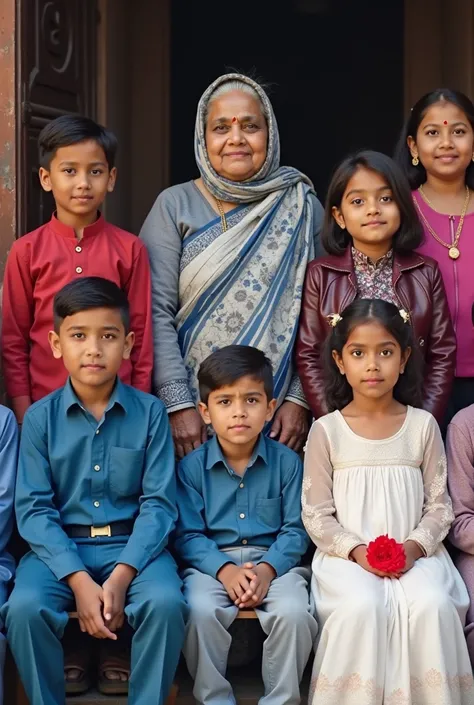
[17,0,99,236]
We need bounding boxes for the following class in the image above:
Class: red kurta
[2,214,153,401]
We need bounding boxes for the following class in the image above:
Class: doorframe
[404,0,474,110]
[0,0,17,279]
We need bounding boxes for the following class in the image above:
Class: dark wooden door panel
[18,0,98,235]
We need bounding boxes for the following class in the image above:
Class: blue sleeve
[117,403,178,572]
[16,411,87,581]
[259,454,310,576]
[174,458,236,578]
[0,410,18,581]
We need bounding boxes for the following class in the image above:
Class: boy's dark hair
[198,345,274,404]
[323,298,422,412]
[38,115,118,170]
[322,150,423,256]
[394,88,474,189]
[53,277,130,333]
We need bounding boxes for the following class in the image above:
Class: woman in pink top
[395,89,474,422]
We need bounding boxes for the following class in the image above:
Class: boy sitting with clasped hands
[174,344,318,705]
[2,277,185,705]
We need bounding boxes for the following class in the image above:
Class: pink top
[414,190,474,377]
[447,403,474,553]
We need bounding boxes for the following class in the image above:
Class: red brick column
[0,0,16,280]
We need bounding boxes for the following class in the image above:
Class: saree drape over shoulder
[140,73,322,412]
[176,181,314,408]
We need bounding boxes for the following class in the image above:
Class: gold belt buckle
[90,525,111,538]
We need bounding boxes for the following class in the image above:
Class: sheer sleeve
[407,414,454,556]
[302,420,364,559]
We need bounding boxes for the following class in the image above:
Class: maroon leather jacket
[295,247,456,424]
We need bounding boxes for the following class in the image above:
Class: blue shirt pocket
[108,447,146,500]
[255,497,282,533]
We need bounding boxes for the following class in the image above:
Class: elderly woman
[140,73,323,457]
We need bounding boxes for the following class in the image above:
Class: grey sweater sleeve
[285,190,325,407]
[139,188,195,413]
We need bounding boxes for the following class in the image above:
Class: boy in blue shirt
[0,407,18,705]
[2,277,185,705]
[175,345,318,705]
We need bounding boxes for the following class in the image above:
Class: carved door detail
[18,0,98,234]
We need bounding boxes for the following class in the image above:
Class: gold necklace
[214,199,228,233]
[413,184,470,259]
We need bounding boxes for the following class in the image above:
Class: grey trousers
[182,547,318,705]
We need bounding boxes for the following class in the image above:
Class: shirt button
[94,465,100,472]
[76,266,83,274]
[419,338,425,347]
[96,430,100,435]
[242,539,248,545]
[75,246,82,253]
[93,501,100,507]
[239,513,245,519]
[239,483,244,489]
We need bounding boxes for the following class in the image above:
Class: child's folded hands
[217,563,257,604]
[102,563,137,632]
[67,571,117,640]
[235,561,277,609]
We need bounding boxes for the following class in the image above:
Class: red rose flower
[366,535,406,573]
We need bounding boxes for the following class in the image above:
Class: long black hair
[323,299,422,412]
[394,88,474,189]
[322,150,423,256]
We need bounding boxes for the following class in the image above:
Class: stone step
[65,662,311,705]
[66,692,126,704]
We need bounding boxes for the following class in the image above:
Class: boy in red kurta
[2,115,153,424]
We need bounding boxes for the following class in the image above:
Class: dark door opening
[170,0,404,202]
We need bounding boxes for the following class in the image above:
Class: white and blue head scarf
[178,73,317,408]
[194,72,311,202]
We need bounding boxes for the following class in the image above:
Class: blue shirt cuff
[48,550,88,582]
[116,544,149,575]
[198,550,237,579]
[258,549,292,578]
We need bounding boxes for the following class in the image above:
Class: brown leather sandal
[64,645,92,695]
[97,640,130,695]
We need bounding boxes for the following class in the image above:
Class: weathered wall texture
[405,0,474,109]
[0,0,16,280]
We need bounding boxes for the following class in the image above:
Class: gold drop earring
[412,156,419,166]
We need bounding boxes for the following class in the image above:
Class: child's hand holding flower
[366,535,406,574]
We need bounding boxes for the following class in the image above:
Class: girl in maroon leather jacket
[296,150,455,425]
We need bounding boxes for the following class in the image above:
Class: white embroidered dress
[303,407,473,705]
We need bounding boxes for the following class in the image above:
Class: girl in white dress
[302,298,473,705]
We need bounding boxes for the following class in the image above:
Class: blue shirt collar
[205,433,268,472]
[62,377,128,415]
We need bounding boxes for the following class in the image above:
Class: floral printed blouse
[352,247,399,305]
